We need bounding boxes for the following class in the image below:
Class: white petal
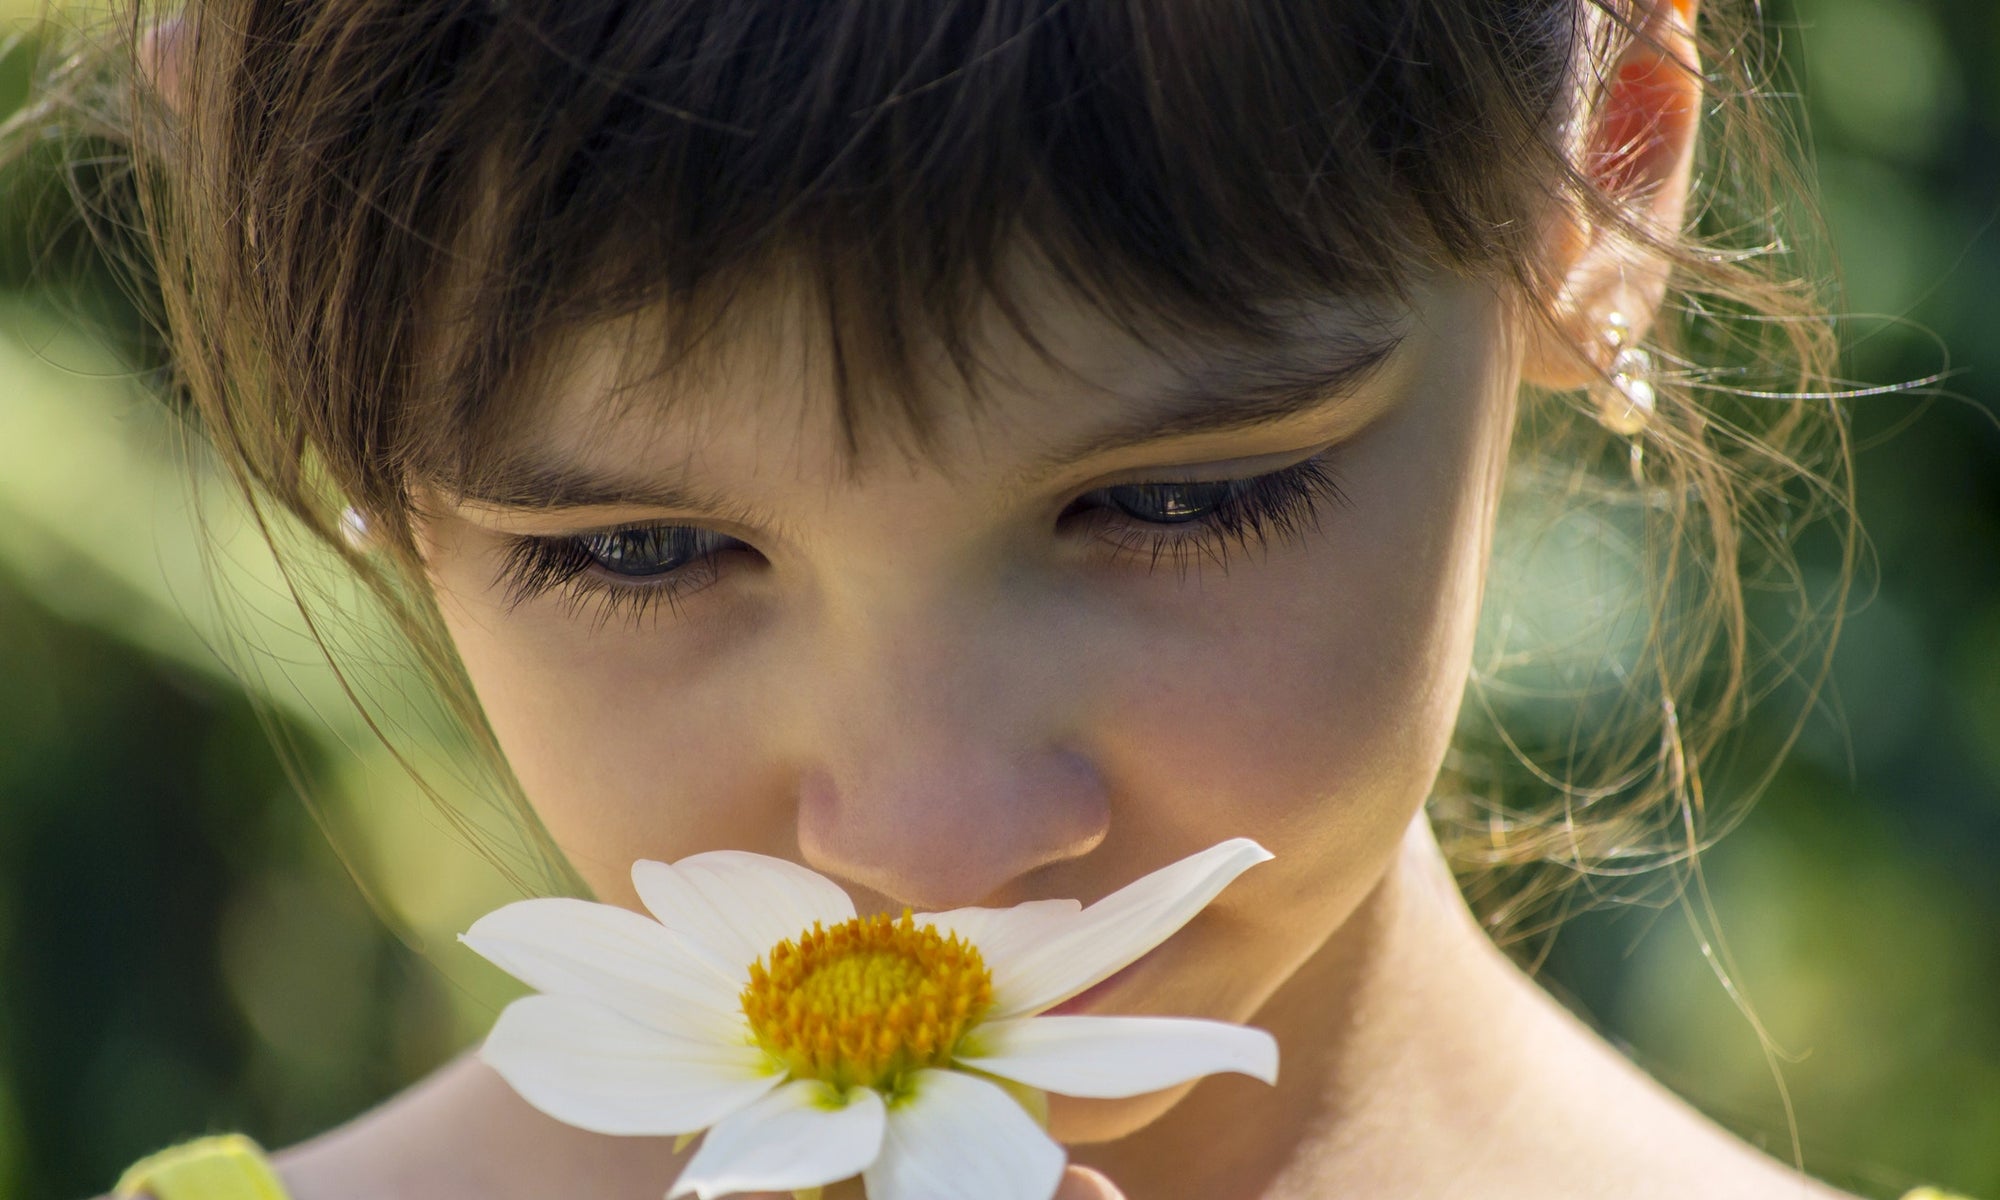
[460,898,742,1039]
[480,994,780,1136]
[667,1079,885,1200]
[956,1014,1279,1098]
[914,899,1082,965]
[986,838,1272,1018]
[633,852,856,975]
[862,1069,1065,1200]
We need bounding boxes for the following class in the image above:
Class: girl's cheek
[414,549,685,896]
[436,600,803,900]
[1091,515,1474,887]
[1113,394,1506,837]
[1100,354,1512,932]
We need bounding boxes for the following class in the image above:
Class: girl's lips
[1043,953,1148,1015]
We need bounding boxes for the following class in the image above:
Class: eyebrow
[1010,329,1404,488]
[448,328,1404,513]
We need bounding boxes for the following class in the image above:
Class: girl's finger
[738,1168,1126,1200]
[1054,1165,1128,1200]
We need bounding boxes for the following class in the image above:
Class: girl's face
[414,265,1523,1142]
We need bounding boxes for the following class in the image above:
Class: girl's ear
[1523,0,1701,390]
[138,16,192,116]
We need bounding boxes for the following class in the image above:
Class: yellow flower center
[740,910,994,1091]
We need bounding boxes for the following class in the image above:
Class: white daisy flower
[459,837,1278,1200]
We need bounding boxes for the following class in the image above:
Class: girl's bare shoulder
[259,1051,690,1200]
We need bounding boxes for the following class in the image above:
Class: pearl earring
[340,505,374,551]
[1591,311,1655,437]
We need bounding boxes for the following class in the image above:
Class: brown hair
[3,0,1848,940]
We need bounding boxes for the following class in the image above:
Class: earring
[1590,311,1655,437]
[340,505,374,552]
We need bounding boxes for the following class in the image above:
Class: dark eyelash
[492,452,1348,629]
[492,527,737,630]
[1081,452,1349,581]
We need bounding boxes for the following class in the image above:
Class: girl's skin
[120,3,1863,1198]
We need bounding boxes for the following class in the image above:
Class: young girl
[11,0,1959,1197]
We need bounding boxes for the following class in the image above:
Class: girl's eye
[579,526,725,578]
[492,525,752,627]
[1106,480,1238,523]
[491,451,1347,628]
[1067,451,1349,575]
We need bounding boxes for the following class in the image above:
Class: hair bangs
[180,0,1584,508]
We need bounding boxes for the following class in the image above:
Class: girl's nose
[788,597,1111,911]
[795,746,1109,912]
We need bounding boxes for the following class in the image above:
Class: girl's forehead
[464,267,1421,499]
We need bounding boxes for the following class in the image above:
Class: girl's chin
[1043,942,1166,1015]
[1036,954,1219,1144]
[1043,966,1134,1016]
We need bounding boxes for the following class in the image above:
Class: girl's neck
[1075,817,1830,1200]
[1069,814,1546,1196]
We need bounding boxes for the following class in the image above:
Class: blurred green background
[1,1,1996,1197]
